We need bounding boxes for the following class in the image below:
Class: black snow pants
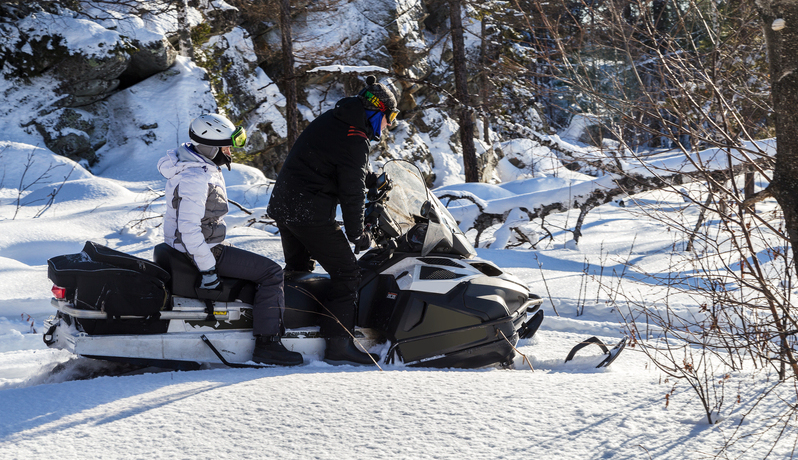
[212,245,284,336]
[276,221,360,338]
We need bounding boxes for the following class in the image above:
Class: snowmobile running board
[565,336,628,368]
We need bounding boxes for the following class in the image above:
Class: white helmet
[189,113,237,147]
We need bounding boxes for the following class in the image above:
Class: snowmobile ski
[565,336,628,368]
[518,309,544,340]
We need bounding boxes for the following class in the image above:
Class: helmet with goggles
[189,113,247,148]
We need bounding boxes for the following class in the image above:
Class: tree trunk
[448,0,479,182]
[761,2,798,278]
[479,16,493,182]
[744,171,755,213]
[280,0,299,149]
[756,0,798,379]
[177,0,194,59]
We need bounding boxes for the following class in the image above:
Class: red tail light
[51,285,67,300]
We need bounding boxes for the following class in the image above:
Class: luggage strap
[204,299,215,321]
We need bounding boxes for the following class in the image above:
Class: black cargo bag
[48,243,169,317]
[82,241,170,283]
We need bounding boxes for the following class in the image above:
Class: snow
[207,27,287,136]
[17,11,129,58]
[308,64,391,74]
[0,11,796,460]
[92,57,217,183]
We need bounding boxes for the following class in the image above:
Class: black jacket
[267,97,372,239]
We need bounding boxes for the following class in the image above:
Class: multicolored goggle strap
[361,90,386,112]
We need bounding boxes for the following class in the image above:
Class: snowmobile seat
[153,243,255,303]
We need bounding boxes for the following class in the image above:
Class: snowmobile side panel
[462,277,529,319]
[74,317,171,335]
[283,272,332,328]
[43,315,380,368]
[405,333,519,369]
[383,277,529,364]
[357,274,401,330]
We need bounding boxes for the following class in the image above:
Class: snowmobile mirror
[420,200,431,218]
[420,201,440,223]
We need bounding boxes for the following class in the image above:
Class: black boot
[253,335,303,366]
[323,337,380,366]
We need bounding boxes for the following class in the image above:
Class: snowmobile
[42,159,624,370]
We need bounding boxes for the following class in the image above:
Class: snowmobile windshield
[382,161,476,258]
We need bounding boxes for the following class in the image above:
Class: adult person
[267,76,399,365]
[158,113,303,366]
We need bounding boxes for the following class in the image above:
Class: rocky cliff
[0,0,532,186]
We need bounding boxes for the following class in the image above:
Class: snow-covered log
[437,142,776,246]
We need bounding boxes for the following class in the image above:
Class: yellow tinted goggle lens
[231,126,247,148]
[387,110,398,125]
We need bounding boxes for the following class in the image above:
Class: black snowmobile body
[43,160,545,369]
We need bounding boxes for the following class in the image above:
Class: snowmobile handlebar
[366,172,392,203]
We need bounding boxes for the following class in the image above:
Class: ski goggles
[386,109,399,125]
[231,126,247,148]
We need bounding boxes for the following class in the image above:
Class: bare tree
[176,0,194,58]
[757,2,798,281]
[504,0,798,453]
[448,0,478,183]
[279,0,298,148]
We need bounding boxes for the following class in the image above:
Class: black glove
[350,231,373,254]
[199,267,221,290]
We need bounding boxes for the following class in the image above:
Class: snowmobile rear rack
[51,298,246,321]
[565,336,628,368]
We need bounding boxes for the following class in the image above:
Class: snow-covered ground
[1,59,795,460]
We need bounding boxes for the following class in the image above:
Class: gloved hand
[350,231,373,255]
[199,267,221,290]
